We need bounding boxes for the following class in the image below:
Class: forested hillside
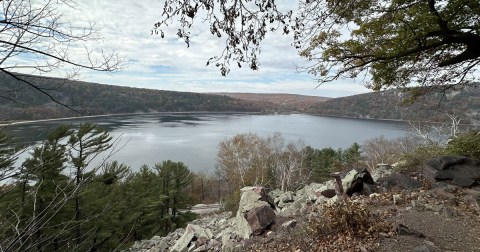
[212,93,330,111]
[307,85,480,123]
[0,74,277,121]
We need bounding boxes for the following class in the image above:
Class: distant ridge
[212,93,330,111]
[0,74,282,121]
[307,86,480,124]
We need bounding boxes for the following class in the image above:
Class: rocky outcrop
[127,212,231,252]
[426,156,480,187]
[171,224,213,252]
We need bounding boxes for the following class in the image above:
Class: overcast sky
[60,0,371,98]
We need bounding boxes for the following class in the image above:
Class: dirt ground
[377,201,480,252]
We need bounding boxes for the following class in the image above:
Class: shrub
[396,144,446,172]
[362,136,422,170]
[305,200,394,251]
[446,131,480,158]
[222,190,241,213]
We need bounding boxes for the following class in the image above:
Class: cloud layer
[51,1,371,97]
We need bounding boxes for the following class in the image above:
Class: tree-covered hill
[0,74,279,121]
[307,85,480,124]
[212,93,330,112]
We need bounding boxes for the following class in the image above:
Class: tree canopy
[154,0,480,95]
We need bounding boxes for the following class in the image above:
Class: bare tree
[216,132,313,193]
[407,112,465,145]
[267,133,311,192]
[362,136,421,170]
[0,0,122,107]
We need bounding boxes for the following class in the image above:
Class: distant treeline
[307,85,480,124]
[0,74,280,121]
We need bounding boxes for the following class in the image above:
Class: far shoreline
[1,111,472,128]
[0,111,264,127]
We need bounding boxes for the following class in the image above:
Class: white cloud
[46,1,372,97]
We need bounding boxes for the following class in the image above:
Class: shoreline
[0,111,263,127]
[1,111,477,127]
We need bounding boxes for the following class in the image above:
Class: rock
[396,223,425,238]
[393,194,402,205]
[412,241,441,252]
[379,232,390,238]
[412,245,432,252]
[268,189,283,200]
[207,239,221,251]
[171,224,213,252]
[234,187,276,239]
[451,177,477,187]
[426,156,469,171]
[426,156,480,187]
[463,190,480,210]
[342,168,374,196]
[277,191,294,208]
[372,164,394,182]
[281,219,297,229]
[318,189,336,198]
[239,186,275,208]
[378,172,421,191]
[192,245,207,252]
[246,205,276,235]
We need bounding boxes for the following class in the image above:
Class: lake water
[5,113,408,173]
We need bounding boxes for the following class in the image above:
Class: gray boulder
[371,164,393,182]
[276,191,294,208]
[233,187,276,239]
[171,224,213,252]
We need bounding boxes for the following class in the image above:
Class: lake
[5,113,408,173]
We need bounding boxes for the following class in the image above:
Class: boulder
[371,164,394,182]
[426,156,480,187]
[233,187,276,239]
[246,205,276,235]
[171,224,213,252]
[342,168,374,196]
[377,172,421,191]
[317,188,336,198]
[268,189,283,199]
[276,191,294,208]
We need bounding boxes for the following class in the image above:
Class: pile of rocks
[425,156,480,187]
[127,157,480,252]
[127,168,379,252]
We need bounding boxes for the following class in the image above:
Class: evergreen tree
[67,123,112,248]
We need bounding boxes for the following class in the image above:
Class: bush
[396,144,446,172]
[362,136,422,170]
[304,200,394,251]
[446,131,480,158]
[222,190,241,213]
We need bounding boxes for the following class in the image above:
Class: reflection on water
[4,113,408,173]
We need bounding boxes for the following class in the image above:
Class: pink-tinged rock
[245,205,276,235]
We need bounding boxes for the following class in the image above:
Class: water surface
[5,113,408,173]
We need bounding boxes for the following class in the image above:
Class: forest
[308,84,480,124]
[0,74,280,122]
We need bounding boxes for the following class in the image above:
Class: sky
[54,0,371,98]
